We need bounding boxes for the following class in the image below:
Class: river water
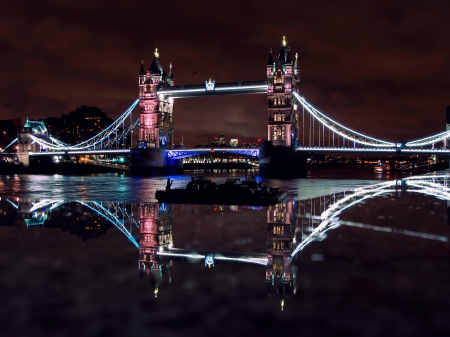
[1,167,449,336]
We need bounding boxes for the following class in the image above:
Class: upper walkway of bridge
[157,80,268,98]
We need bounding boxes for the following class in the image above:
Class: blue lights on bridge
[166,148,260,159]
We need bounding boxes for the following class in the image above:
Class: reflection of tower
[267,36,300,147]
[138,203,173,297]
[16,198,32,219]
[266,201,296,310]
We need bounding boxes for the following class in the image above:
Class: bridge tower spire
[266,37,299,147]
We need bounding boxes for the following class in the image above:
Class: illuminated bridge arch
[166,148,259,159]
[293,92,450,149]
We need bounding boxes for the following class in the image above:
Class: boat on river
[155,176,287,206]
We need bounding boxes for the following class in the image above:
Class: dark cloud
[0,0,449,146]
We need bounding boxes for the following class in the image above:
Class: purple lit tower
[266,36,300,147]
[138,49,175,149]
[131,49,180,174]
[259,37,306,178]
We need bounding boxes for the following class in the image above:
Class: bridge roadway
[295,147,450,155]
[28,148,261,158]
[30,149,131,156]
[29,146,450,158]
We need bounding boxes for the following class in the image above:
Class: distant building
[0,118,20,151]
[230,139,238,147]
[44,105,113,145]
[43,116,62,140]
[218,134,226,146]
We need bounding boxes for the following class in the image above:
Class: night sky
[1,1,450,147]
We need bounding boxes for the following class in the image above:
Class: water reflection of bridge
[1,171,450,308]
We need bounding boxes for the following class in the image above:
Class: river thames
[1,167,450,336]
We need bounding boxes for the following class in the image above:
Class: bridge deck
[296,147,450,154]
[30,149,130,156]
[28,147,449,157]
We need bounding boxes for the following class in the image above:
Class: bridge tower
[17,127,31,167]
[17,121,48,167]
[138,49,175,149]
[266,36,300,147]
[131,49,180,174]
[259,37,306,178]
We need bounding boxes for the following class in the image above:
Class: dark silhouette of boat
[155,176,287,206]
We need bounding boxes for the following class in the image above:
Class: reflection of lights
[292,172,450,258]
[338,220,448,242]
[205,254,214,267]
[158,252,204,259]
[76,200,139,248]
[157,252,268,266]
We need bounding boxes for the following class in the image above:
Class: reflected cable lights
[4,175,450,312]
[291,171,450,258]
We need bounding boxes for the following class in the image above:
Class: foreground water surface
[1,168,449,336]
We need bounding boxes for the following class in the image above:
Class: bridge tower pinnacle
[266,37,300,147]
[138,49,175,149]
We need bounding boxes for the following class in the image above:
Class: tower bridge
[4,36,450,174]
